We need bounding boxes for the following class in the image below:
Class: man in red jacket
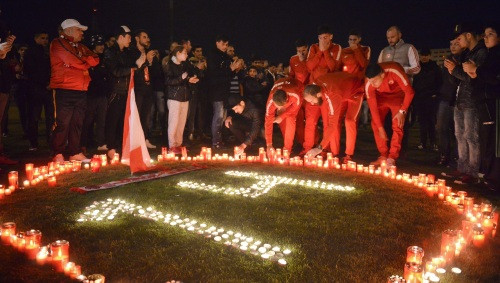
[302,25,342,155]
[335,29,371,162]
[288,39,309,147]
[365,62,415,166]
[265,77,303,153]
[50,19,99,162]
[303,73,364,158]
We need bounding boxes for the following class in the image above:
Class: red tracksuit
[289,54,309,144]
[303,43,342,151]
[366,62,415,159]
[328,45,371,156]
[315,73,364,153]
[265,78,303,151]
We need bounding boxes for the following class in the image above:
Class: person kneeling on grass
[224,94,263,155]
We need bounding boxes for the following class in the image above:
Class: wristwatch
[399,109,407,115]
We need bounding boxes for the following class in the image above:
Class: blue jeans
[454,106,480,177]
[211,101,226,145]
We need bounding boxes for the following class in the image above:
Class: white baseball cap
[61,19,88,31]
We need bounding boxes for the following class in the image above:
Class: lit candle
[15,232,26,251]
[426,174,435,184]
[8,171,18,188]
[25,163,34,181]
[425,260,436,274]
[462,220,474,244]
[481,202,492,213]
[482,212,494,238]
[162,147,168,157]
[472,226,485,248]
[403,262,423,283]
[5,187,12,195]
[91,157,101,173]
[0,185,4,199]
[36,246,50,265]
[441,229,457,263]
[357,164,364,172]
[64,262,76,276]
[51,240,70,272]
[1,222,16,245]
[406,246,424,264]
[48,176,57,187]
[100,154,108,167]
[25,229,42,260]
[431,256,445,268]
[70,265,81,279]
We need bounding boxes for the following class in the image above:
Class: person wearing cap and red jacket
[265,77,303,153]
[303,72,364,158]
[50,19,99,163]
[336,29,370,163]
[364,62,415,166]
[302,25,342,155]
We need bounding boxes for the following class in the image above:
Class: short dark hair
[304,84,321,96]
[273,90,288,106]
[180,38,191,45]
[192,44,202,51]
[365,63,383,78]
[215,34,229,42]
[317,25,332,35]
[34,31,48,38]
[295,39,307,48]
[420,48,431,56]
[134,29,148,38]
[227,94,244,109]
[348,29,362,37]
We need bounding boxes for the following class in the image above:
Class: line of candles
[0,221,97,281]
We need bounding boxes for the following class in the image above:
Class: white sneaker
[53,154,65,163]
[386,158,396,166]
[97,144,108,151]
[145,139,156,149]
[69,153,88,161]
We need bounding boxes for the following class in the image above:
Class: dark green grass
[0,105,499,282]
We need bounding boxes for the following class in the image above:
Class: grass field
[0,105,499,282]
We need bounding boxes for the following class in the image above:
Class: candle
[36,246,49,265]
[472,226,485,248]
[70,265,82,279]
[15,232,26,251]
[8,171,18,188]
[426,174,435,184]
[64,262,76,276]
[441,230,457,263]
[24,229,42,259]
[162,147,168,157]
[464,197,474,214]
[72,161,82,171]
[462,220,474,244]
[425,260,436,274]
[1,222,16,245]
[482,212,494,238]
[100,154,107,166]
[91,157,101,173]
[406,246,424,264]
[25,163,34,181]
[456,191,467,204]
[157,154,164,162]
[387,275,406,282]
[0,185,4,199]
[51,240,70,272]
[431,256,445,268]
[5,187,12,195]
[48,176,57,187]
[181,147,188,158]
[403,262,423,283]
[357,164,364,172]
[84,163,90,169]
[481,202,492,213]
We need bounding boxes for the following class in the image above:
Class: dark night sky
[1,0,498,64]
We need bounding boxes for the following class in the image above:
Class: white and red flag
[121,70,152,173]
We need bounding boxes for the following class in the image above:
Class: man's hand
[235,143,247,155]
[230,59,243,71]
[349,42,358,50]
[393,112,405,129]
[273,116,283,124]
[188,75,199,83]
[266,145,274,157]
[306,147,322,157]
[181,72,188,80]
[378,127,388,141]
[224,116,232,128]
[196,60,207,70]
[443,59,456,74]
[462,60,477,78]
[146,50,156,64]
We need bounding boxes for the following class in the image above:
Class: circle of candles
[8,171,19,188]
[1,222,16,245]
[25,229,42,260]
[403,262,423,282]
[406,246,424,264]
[50,240,70,272]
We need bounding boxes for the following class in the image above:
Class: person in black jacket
[23,31,53,151]
[436,39,462,166]
[81,34,109,152]
[130,29,160,149]
[463,23,500,190]
[207,35,243,149]
[413,48,442,150]
[164,45,199,154]
[242,66,267,110]
[224,94,263,154]
[103,26,136,159]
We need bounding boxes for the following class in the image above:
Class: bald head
[386,26,402,46]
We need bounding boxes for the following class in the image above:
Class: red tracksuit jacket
[306,43,342,83]
[341,45,371,78]
[289,54,309,85]
[315,72,364,149]
[265,78,303,145]
[365,62,415,128]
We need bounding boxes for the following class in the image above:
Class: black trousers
[415,98,437,147]
[14,80,29,135]
[479,99,500,187]
[135,88,153,139]
[105,93,127,151]
[228,116,250,145]
[81,95,107,147]
[52,89,86,155]
[27,84,55,147]
[185,92,204,136]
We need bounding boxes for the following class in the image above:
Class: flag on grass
[121,70,152,173]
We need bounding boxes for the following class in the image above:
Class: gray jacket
[378,39,421,76]
[452,40,487,109]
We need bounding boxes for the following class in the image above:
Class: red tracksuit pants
[277,116,297,152]
[371,95,404,159]
[303,103,327,151]
[331,95,363,156]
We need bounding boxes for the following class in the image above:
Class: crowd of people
[0,18,498,189]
